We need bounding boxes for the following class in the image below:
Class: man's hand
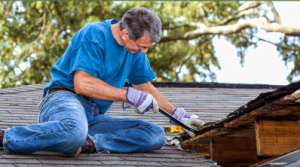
[125,87,159,114]
[171,108,205,137]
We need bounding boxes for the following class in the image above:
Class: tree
[1,1,299,88]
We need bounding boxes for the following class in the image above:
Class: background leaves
[1,1,299,88]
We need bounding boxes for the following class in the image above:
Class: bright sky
[207,2,300,85]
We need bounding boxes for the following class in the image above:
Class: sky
[205,2,300,85]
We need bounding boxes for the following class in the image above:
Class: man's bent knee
[61,120,87,153]
[142,123,165,151]
[150,125,165,150]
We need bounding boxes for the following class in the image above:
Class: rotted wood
[181,125,255,147]
[222,125,255,137]
[192,82,300,134]
[181,83,300,150]
[255,118,300,157]
[224,92,300,129]
[181,138,210,157]
[210,137,260,167]
[181,128,229,147]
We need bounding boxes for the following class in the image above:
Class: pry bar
[159,108,200,134]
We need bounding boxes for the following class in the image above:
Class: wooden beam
[181,138,210,157]
[180,127,229,147]
[255,118,300,156]
[210,137,259,167]
[180,125,256,147]
[223,92,300,129]
[224,105,300,129]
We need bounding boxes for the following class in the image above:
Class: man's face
[121,30,154,54]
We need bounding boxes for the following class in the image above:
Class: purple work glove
[123,87,159,114]
[171,108,205,137]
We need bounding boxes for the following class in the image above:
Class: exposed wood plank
[210,137,259,167]
[181,138,210,157]
[255,118,300,156]
[181,125,256,148]
[224,91,300,129]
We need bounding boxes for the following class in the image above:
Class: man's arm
[74,70,129,102]
[132,82,176,115]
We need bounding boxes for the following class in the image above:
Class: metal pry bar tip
[159,108,200,134]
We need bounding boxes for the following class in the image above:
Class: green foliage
[0,1,299,88]
[279,35,300,82]
[1,1,120,88]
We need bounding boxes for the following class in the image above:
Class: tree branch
[237,33,299,52]
[160,19,300,43]
[199,4,209,26]
[265,1,282,24]
[238,1,265,13]
[176,51,192,76]
[163,2,268,32]
[255,36,298,52]
[216,11,264,26]
[163,22,205,30]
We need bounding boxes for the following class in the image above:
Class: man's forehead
[137,35,156,46]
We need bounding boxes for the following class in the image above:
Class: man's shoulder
[82,21,107,37]
[84,21,106,31]
[77,19,113,42]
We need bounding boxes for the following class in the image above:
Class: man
[0,7,204,157]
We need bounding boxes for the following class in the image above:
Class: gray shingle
[101,160,162,166]
[159,162,213,166]
[16,165,77,167]
[121,157,180,162]
[0,164,17,167]
[0,159,41,164]
[39,159,102,165]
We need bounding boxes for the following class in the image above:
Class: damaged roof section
[180,81,300,167]
[191,81,300,134]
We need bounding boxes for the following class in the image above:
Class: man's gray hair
[120,7,162,43]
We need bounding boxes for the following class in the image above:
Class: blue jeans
[3,90,165,154]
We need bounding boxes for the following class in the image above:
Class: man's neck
[111,22,124,46]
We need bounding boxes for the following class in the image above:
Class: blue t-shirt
[43,19,156,114]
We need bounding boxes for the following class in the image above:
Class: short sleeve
[127,53,156,85]
[69,41,104,78]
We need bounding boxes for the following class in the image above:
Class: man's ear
[121,29,129,40]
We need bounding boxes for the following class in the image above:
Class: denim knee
[146,124,165,150]
[153,125,165,149]
[62,120,87,153]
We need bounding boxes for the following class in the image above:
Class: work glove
[123,87,159,114]
[171,108,205,138]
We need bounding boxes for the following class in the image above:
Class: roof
[0,82,276,166]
